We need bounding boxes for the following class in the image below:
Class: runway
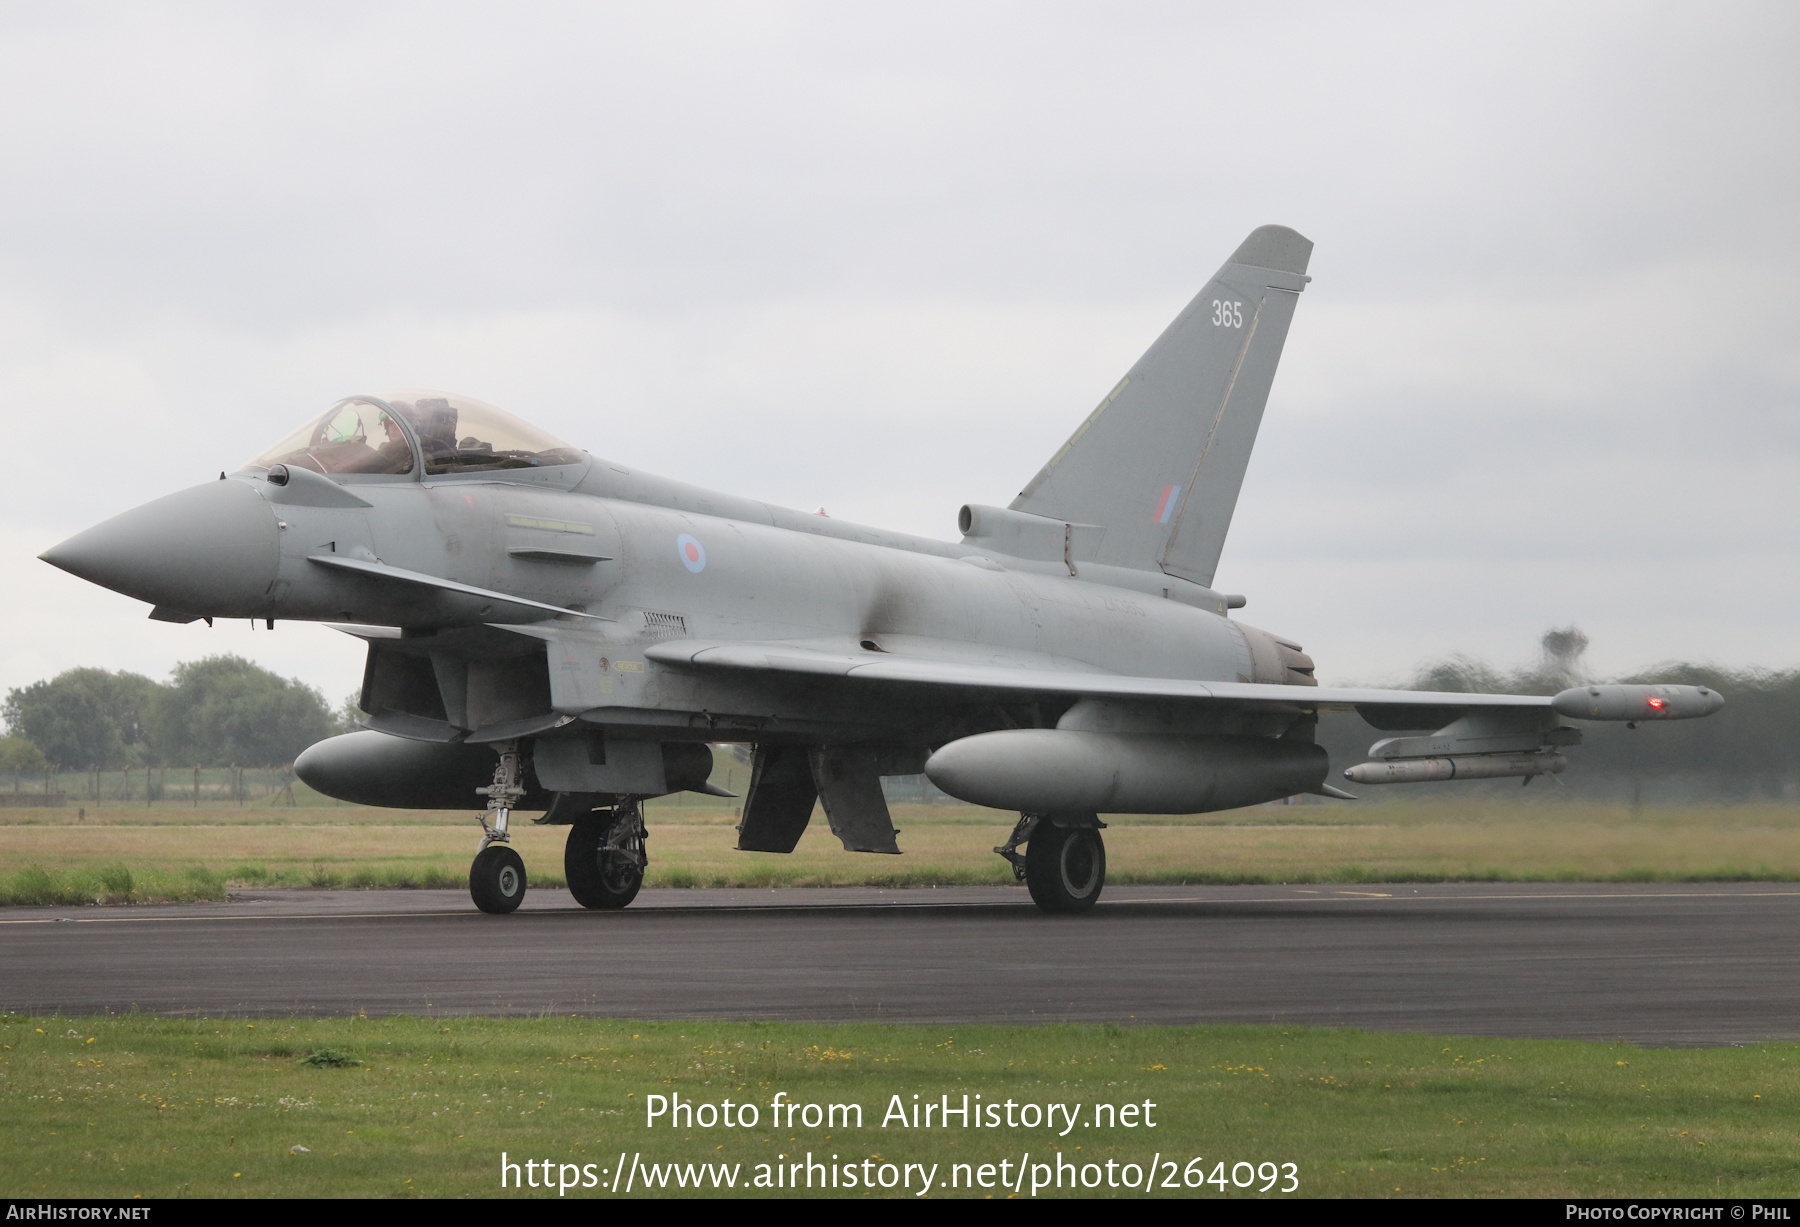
[4,883,1798,1045]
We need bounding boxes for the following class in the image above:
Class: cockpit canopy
[247,390,584,477]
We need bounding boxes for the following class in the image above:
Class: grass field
[9,804,1798,1199]
[4,799,1800,904]
[3,1014,1796,1199]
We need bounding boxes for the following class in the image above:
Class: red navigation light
[1647,696,1666,710]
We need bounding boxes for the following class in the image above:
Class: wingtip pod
[1550,684,1724,722]
[1228,224,1313,276]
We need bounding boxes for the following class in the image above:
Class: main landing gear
[564,801,648,910]
[470,742,528,915]
[995,813,1108,914]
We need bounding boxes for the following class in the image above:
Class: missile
[1343,752,1567,785]
[1550,684,1722,722]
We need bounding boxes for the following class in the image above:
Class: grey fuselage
[115,453,1310,748]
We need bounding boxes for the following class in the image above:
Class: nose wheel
[470,844,527,914]
[470,741,529,915]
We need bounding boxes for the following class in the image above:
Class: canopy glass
[248,391,583,476]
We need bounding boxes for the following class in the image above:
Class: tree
[0,735,47,773]
[151,655,335,767]
[1539,626,1591,690]
[2,668,162,768]
[1407,654,1510,695]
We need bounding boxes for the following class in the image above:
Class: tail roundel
[1009,225,1312,588]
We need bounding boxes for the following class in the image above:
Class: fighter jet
[40,225,1723,915]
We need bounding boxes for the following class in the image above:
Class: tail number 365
[1211,299,1244,328]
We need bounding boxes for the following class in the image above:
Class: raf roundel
[676,533,706,573]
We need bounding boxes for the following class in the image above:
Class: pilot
[373,410,414,471]
[413,397,461,468]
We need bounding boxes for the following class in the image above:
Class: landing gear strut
[996,813,1107,914]
[470,742,528,915]
[565,800,648,910]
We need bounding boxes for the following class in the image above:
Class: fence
[3,765,333,808]
[11,759,966,811]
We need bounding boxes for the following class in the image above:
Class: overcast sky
[2,1,1796,706]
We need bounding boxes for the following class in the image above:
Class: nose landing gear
[470,741,529,915]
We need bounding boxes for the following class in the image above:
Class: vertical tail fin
[1010,224,1312,587]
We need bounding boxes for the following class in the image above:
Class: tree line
[1,656,352,771]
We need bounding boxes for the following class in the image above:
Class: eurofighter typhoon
[40,226,1723,914]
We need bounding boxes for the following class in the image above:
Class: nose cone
[41,478,280,615]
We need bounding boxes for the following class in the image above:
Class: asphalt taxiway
[4,883,1797,1045]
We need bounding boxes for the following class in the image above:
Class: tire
[1024,822,1105,914]
[470,844,527,914]
[564,814,644,910]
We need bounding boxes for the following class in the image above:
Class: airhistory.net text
[645,1091,1157,1136]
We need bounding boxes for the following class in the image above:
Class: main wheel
[470,844,527,914]
[565,814,644,910]
[1024,823,1105,914]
